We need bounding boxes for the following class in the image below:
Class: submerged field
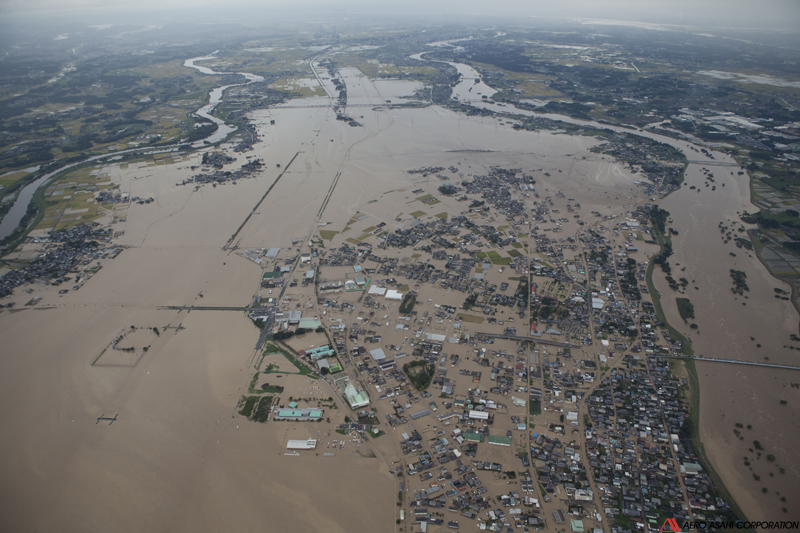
[1,36,799,532]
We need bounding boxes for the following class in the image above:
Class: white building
[287,439,317,450]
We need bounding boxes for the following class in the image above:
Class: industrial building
[286,439,317,450]
[488,435,512,447]
[300,345,335,360]
[369,348,386,362]
[368,285,386,296]
[273,408,323,421]
[334,376,370,409]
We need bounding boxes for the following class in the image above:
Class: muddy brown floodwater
[0,51,797,532]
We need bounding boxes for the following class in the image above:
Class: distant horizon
[1,0,799,32]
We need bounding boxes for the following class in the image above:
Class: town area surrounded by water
[1,32,798,533]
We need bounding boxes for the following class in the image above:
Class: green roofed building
[262,271,282,279]
[334,376,370,409]
[298,318,322,329]
[273,408,323,421]
[488,435,512,446]
[345,384,370,409]
[463,432,485,443]
[302,345,335,360]
[683,462,702,475]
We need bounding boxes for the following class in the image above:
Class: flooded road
[403,52,800,521]
[1,42,796,530]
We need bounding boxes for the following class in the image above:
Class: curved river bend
[0,55,263,242]
[1,49,734,244]
[183,54,264,146]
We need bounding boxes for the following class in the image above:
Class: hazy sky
[1,0,798,30]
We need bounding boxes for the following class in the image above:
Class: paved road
[162,305,263,311]
[255,306,278,351]
[685,160,740,167]
[476,332,583,349]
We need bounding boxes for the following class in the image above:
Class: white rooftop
[287,439,317,450]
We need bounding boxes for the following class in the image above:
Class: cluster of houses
[1,222,120,298]
[584,354,736,532]
[288,154,742,532]
[580,231,641,342]
[177,158,264,188]
[524,213,673,351]
[667,107,800,164]
[319,243,370,268]
[647,356,734,518]
[94,190,153,206]
[386,216,473,249]
[379,254,480,291]
[399,413,574,532]
[529,431,595,523]
[460,167,532,221]
[591,135,686,195]
[226,109,262,153]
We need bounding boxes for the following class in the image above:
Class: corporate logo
[659,519,799,531]
[660,518,683,533]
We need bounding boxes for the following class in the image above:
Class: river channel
[183,54,264,145]
[410,49,800,521]
[0,49,753,255]
[0,55,264,242]
[410,51,790,361]
[0,44,791,523]
[0,151,140,242]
